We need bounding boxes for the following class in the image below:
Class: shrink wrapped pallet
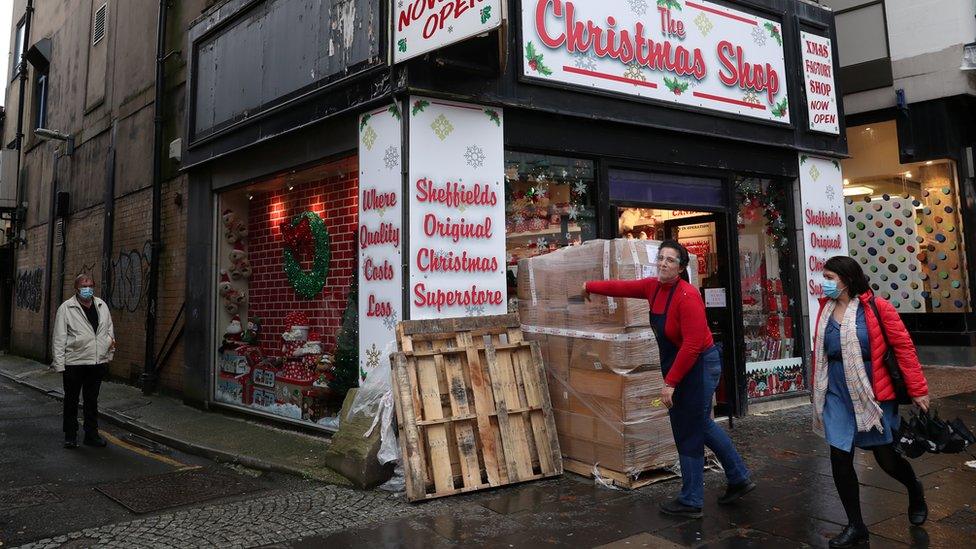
[519,239,692,478]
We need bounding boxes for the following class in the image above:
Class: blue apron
[650,283,706,458]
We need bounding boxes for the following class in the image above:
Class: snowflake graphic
[512,213,525,224]
[809,164,822,182]
[465,304,486,317]
[623,62,646,82]
[431,114,454,141]
[825,185,836,202]
[751,26,767,46]
[572,51,597,71]
[464,145,486,169]
[568,204,581,220]
[383,145,399,170]
[365,343,381,369]
[382,309,399,331]
[432,249,451,261]
[361,126,377,150]
[694,12,713,36]
[628,0,648,16]
[447,26,454,33]
[742,90,761,105]
[536,237,548,249]
[573,180,588,196]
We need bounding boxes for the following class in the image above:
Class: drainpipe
[14,1,34,354]
[141,0,168,394]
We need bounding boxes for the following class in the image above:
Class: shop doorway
[615,205,738,417]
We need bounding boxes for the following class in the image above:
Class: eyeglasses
[657,255,680,265]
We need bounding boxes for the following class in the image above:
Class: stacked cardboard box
[518,239,681,475]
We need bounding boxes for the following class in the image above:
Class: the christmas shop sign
[798,154,848,346]
[408,97,507,319]
[800,31,838,134]
[358,105,404,379]
[521,0,790,124]
[394,0,503,63]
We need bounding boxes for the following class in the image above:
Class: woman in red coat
[584,240,753,519]
[813,256,930,547]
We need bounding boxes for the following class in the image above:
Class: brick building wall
[242,161,358,357]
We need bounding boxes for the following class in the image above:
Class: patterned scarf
[812,298,884,437]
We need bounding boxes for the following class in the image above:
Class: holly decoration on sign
[657,0,682,10]
[484,108,501,127]
[525,42,553,76]
[397,38,407,53]
[359,114,371,131]
[480,5,492,24]
[771,97,789,118]
[663,76,689,96]
[388,104,401,120]
[764,22,783,46]
[412,99,429,116]
[280,212,331,300]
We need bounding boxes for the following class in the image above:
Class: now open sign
[801,31,839,135]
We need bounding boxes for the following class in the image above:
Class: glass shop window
[212,157,359,430]
[736,178,806,400]
[504,151,597,306]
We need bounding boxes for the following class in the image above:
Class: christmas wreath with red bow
[280,212,331,299]
[737,182,790,251]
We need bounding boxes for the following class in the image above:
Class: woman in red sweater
[584,240,753,518]
[812,256,929,547]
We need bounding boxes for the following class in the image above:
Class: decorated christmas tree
[330,274,359,398]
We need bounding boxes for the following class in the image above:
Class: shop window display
[504,152,596,306]
[214,158,360,428]
[845,161,971,313]
[736,178,805,400]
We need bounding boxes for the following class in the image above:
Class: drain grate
[0,484,61,512]
[95,467,261,514]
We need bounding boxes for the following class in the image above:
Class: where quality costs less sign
[522,0,791,124]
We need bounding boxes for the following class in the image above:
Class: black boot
[64,435,78,449]
[83,433,108,447]
[659,498,703,519]
[908,479,927,526]
[718,480,757,504]
[829,524,870,548]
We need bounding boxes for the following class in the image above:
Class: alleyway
[2,370,973,548]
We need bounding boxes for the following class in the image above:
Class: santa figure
[221,315,244,351]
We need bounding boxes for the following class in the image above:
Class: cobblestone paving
[12,484,439,549]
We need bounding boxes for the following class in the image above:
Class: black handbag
[867,297,912,405]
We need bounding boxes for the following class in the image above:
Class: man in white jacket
[52,274,115,448]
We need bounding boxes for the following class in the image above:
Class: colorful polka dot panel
[918,181,971,312]
[845,195,926,312]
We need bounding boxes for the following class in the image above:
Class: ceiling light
[905,171,912,178]
[247,194,254,201]
[843,178,850,185]
[843,185,874,197]
[287,185,295,191]
[925,161,933,165]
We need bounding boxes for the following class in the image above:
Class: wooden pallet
[391,314,563,502]
[562,458,678,490]
[563,457,722,490]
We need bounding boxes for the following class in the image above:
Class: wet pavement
[3,365,974,547]
[269,391,976,548]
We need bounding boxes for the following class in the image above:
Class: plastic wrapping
[348,341,400,467]
[518,239,683,476]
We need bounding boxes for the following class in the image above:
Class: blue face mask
[822,280,843,299]
[79,287,94,299]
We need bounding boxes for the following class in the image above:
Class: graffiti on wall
[16,268,43,312]
[106,242,152,312]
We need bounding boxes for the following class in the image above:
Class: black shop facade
[181,0,846,429]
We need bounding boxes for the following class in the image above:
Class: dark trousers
[62,364,107,438]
